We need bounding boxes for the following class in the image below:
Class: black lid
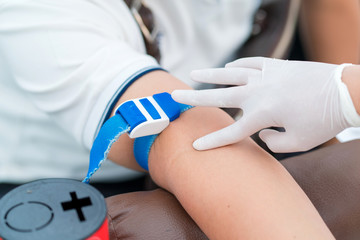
[0,178,106,240]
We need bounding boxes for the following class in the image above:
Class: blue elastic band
[83,115,130,183]
[133,103,193,170]
[83,92,192,183]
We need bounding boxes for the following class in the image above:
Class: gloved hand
[172,57,360,153]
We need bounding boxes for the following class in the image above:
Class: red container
[86,218,109,240]
[0,179,108,240]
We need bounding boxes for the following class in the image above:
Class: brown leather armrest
[106,189,208,240]
[106,140,360,240]
[281,140,360,240]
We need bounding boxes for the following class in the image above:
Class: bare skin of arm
[107,70,334,239]
[300,0,360,64]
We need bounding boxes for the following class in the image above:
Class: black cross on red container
[0,178,108,240]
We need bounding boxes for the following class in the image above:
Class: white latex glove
[172,57,360,152]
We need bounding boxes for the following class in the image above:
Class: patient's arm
[300,0,360,64]
[107,70,334,239]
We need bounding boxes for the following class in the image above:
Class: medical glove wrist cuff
[336,64,360,127]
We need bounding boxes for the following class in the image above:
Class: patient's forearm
[108,71,334,239]
[148,107,333,239]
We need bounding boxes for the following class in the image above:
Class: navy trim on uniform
[93,67,166,141]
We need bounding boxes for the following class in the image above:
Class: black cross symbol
[61,192,92,222]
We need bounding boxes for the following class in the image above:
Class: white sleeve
[0,0,160,150]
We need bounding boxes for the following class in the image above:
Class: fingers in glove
[259,129,302,153]
[226,56,265,70]
[193,114,265,150]
[172,87,247,108]
[191,68,259,85]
